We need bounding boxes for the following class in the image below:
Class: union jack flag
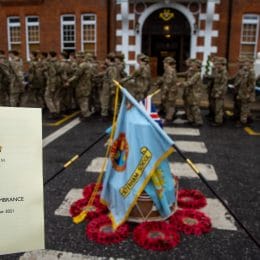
[140,96,163,128]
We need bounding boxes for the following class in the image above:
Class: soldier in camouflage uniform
[100,52,119,118]
[209,57,228,126]
[179,59,203,126]
[234,57,256,126]
[177,58,196,119]
[44,51,62,118]
[56,51,72,114]
[27,51,45,107]
[87,53,101,115]
[122,54,151,101]
[8,50,24,107]
[115,52,127,79]
[67,51,93,121]
[155,56,178,123]
[0,51,11,106]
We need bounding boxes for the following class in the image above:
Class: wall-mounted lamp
[193,23,198,34]
[135,22,140,34]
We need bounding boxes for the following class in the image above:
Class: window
[26,16,40,60]
[81,14,97,54]
[7,17,21,51]
[61,15,76,53]
[240,15,260,58]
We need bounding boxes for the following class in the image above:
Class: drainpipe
[226,0,233,66]
[107,0,111,52]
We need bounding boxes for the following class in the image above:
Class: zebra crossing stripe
[164,127,200,136]
[54,189,82,217]
[172,118,189,124]
[20,249,125,260]
[55,189,236,231]
[85,158,216,180]
[175,141,208,153]
[43,118,80,148]
[200,198,237,231]
[170,162,218,181]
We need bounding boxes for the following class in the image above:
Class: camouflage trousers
[235,99,250,124]
[101,83,114,116]
[164,99,177,121]
[44,88,58,113]
[0,90,9,106]
[9,93,21,107]
[186,104,203,125]
[76,95,91,118]
[212,98,224,124]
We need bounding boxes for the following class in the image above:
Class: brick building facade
[0,0,260,75]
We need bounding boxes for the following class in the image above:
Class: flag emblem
[110,133,129,172]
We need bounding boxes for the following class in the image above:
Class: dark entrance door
[142,8,191,76]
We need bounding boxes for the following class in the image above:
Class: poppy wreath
[169,209,212,236]
[86,215,129,245]
[69,197,108,221]
[83,183,103,199]
[133,221,180,251]
[177,189,207,209]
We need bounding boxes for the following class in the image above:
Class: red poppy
[69,197,108,221]
[169,209,212,236]
[133,221,180,251]
[82,183,103,199]
[177,189,207,209]
[86,215,129,245]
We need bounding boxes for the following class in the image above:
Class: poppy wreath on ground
[177,189,207,209]
[69,197,108,220]
[133,221,180,251]
[82,183,103,199]
[169,209,212,236]
[86,215,129,245]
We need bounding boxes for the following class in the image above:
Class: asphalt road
[2,109,260,260]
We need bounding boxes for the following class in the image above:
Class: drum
[128,176,179,223]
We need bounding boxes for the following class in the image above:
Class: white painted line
[43,118,80,148]
[20,249,125,260]
[172,118,189,124]
[86,159,217,180]
[200,198,237,231]
[175,141,208,153]
[164,127,200,136]
[171,162,218,181]
[86,157,108,173]
[176,110,185,116]
[56,189,237,231]
[54,189,83,217]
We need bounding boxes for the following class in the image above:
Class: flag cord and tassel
[73,84,121,224]
[172,144,260,249]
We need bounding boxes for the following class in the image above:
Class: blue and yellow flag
[101,86,175,229]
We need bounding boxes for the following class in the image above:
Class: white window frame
[81,13,97,54]
[7,16,21,51]
[61,14,76,52]
[26,16,40,61]
[240,14,260,58]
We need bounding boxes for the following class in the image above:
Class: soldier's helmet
[192,59,202,69]
[115,52,125,61]
[107,52,116,62]
[76,51,85,59]
[85,52,94,61]
[137,53,146,61]
[214,57,227,66]
[163,56,176,65]
[143,55,150,63]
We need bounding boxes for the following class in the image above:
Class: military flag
[101,84,176,229]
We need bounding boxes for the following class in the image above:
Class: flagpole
[172,144,260,249]
[44,131,108,186]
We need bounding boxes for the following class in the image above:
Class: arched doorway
[142,8,191,76]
